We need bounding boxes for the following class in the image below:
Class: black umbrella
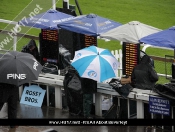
[0,51,43,86]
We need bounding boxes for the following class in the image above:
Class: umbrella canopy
[71,46,119,82]
[18,9,74,30]
[100,21,162,44]
[57,13,122,36]
[140,26,175,49]
[0,51,43,86]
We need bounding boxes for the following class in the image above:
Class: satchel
[109,79,133,98]
[67,74,82,91]
[154,83,175,102]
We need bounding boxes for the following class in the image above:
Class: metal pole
[63,0,69,9]
[13,35,17,51]
[142,45,151,52]
[75,0,83,15]
[52,0,56,10]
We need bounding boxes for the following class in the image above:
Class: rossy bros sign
[20,85,46,107]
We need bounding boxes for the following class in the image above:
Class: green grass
[0,0,175,84]
[1,0,175,50]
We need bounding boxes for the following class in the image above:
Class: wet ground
[0,103,173,132]
[1,126,172,132]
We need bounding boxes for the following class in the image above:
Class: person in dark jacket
[63,66,97,118]
[63,66,83,115]
[131,55,158,90]
[21,39,40,62]
[0,83,19,128]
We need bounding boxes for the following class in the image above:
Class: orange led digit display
[84,35,97,47]
[42,29,58,42]
[122,42,140,75]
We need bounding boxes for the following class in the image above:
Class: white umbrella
[100,21,162,44]
[71,46,119,82]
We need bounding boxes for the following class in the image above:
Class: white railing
[111,49,123,78]
[23,73,174,131]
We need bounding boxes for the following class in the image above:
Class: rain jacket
[131,55,158,90]
[21,39,40,62]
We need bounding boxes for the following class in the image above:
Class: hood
[140,55,151,64]
[27,39,37,48]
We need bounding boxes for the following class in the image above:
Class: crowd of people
[0,39,160,128]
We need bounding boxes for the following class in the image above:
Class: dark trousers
[83,94,93,117]
[0,96,18,119]
[0,84,18,119]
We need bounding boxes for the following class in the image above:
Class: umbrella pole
[13,35,17,51]
[63,0,69,9]
[172,49,175,80]
[75,0,83,15]
[52,0,56,10]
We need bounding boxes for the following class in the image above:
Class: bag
[154,83,175,102]
[120,84,133,98]
[109,79,133,98]
[64,67,82,91]
[67,74,81,91]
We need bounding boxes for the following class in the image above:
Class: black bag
[67,74,81,91]
[109,79,133,98]
[154,83,175,102]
